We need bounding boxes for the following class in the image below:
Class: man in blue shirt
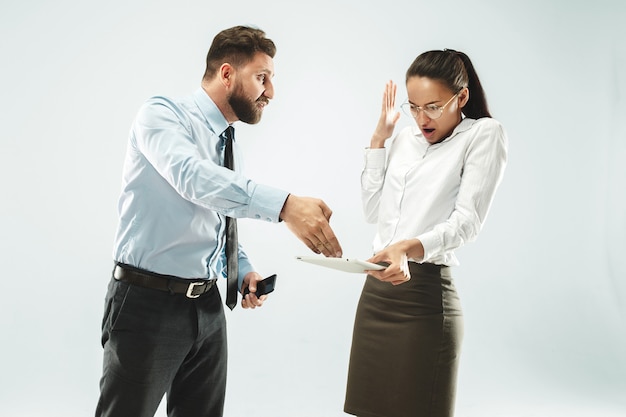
[96,25,343,417]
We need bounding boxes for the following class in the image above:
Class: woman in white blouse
[344,50,508,417]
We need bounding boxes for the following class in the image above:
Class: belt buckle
[186,281,205,299]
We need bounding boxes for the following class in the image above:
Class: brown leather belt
[113,263,217,299]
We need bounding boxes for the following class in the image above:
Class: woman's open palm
[373,80,400,141]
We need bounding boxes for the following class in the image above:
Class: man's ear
[220,63,234,87]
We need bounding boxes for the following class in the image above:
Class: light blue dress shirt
[113,88,289,287]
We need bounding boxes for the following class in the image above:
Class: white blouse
[361,117,508,266]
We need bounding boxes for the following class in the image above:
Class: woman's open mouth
[422,128,435,140]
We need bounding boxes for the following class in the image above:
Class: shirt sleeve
[132,97,289,222]
[417,120,508,262]
[214,241,254,289]
[361,147,388,224]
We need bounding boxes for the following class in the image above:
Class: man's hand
[241,272,267,309]
[280,194,343,258]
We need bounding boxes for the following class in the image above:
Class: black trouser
[95,276,227,417]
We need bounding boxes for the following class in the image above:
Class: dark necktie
[223,126,239,310]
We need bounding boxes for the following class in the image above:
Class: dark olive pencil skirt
[344,262,464,417]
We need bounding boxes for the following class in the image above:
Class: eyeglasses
[401,92,460,120]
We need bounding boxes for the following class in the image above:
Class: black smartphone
[243,274,277,297]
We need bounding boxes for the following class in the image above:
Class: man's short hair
[203,26,276,80]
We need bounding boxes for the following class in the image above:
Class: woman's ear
[458,87,470,108]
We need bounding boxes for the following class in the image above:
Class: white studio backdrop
[0,0,625,416]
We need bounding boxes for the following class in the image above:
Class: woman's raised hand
[370,80,400,148]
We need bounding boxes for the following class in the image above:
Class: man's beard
[228,84,265,124]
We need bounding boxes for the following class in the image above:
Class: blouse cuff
[416,231,441,262]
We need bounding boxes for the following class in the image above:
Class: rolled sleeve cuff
[247,184,290,223]
[364,148,386,168]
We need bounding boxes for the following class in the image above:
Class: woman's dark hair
[405,49,491,118]
[203,26,276,80]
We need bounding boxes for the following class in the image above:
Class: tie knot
[223,126,235,170]
[223,126,234,141]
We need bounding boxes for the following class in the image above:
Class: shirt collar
[454,116,476,134]
[422,117,476,146]
[193,88,230,136]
